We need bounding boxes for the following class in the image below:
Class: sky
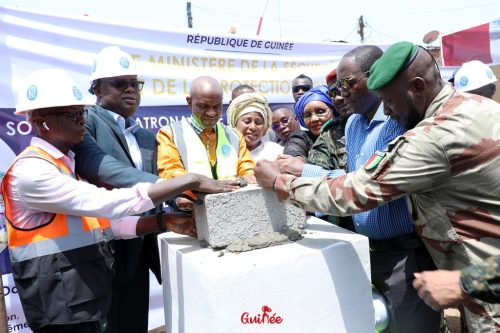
[1,0,499,45]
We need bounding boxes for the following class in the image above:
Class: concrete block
[194,185,306,248]
[160,217,373,333]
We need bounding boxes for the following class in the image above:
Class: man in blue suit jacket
[73,46,226,333]
[73,46,161,333]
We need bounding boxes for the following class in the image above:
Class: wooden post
[0,272,7,333]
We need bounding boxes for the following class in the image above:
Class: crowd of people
[1,41,499,333]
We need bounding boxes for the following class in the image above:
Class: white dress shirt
[107,111,148,237]
[6,137,155,239]
[108,111,143,171]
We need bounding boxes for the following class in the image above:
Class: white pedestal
[159,217,373,333]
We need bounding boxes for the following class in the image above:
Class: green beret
[367,41,418,90]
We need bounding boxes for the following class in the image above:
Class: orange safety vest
[2,146,112,262]
[1,145,114,330]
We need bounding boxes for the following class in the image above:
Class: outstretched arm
[256,133,449,217]
[74,132,159,189]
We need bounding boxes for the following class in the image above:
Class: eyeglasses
[45,108,88,121]
[271,116,293,131]
[60,109,88,121]
[292,85,312,93]
[327,82,341,99]
[336,71,370,90]
[100,79,144,91]
[302,108,331,120]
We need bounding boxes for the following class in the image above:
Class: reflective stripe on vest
[170,119,239,179]
[2,146,113,262]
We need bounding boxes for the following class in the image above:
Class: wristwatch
[156,212,167,232]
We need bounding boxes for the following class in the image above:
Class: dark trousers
[109,253,150,333]
[371,244,441,333]
[34,321,106,333]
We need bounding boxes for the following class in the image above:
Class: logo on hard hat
[91,60,97,73]
[26,85,38,101]
[459,76,468,87]
[72,86,83,101]
[487,70,493,79]
[119,57,130,69]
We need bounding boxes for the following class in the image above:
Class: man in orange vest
[2,68,239,333]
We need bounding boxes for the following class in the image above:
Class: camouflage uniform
[307,117,347,171]
[280,85,500,332]
[461,255,500,304]
[307,117,349,227]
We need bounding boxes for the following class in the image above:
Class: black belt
[369,232,424,252]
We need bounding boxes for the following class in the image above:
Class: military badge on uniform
[365,151,385,170]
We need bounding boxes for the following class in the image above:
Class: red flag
[442,23,492,66]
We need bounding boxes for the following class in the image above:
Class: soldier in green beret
[255,41,500,332]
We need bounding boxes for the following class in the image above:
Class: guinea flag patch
[364,151,385,170]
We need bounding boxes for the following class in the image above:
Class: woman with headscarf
[283,85,336,160]
[227,92,283,162]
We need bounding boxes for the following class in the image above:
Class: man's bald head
[343,45,383,74]
[189,76,223,99]
[376,47,444,129]
[400,48,444,112]
[408,49,442,89]
[187,76,224,128]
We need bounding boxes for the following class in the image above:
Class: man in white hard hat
[72,47,237,333]
[453,60,497,99]
[2,68,239,333]
[76,46,158,333]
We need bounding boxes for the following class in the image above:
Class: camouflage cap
[367,41,419,91]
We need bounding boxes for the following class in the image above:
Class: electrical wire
[368,2,500,19]
[190,2,500,42]
[364,22,403,42]
[193,2,500,23]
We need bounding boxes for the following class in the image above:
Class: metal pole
[186,1,193,28]
[256,0,270,35]
[357,15,365,43]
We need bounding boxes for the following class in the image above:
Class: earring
[43,122,50,131]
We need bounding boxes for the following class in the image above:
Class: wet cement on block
[225,228,305,252]
[194,185,306,248]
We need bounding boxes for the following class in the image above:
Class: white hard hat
[90,46,139,82]
[15,68,87,115]
[454,60,497,92]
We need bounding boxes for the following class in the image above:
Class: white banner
[2,274,30,332]
[0,6,382,332]
[0,6,370,108]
